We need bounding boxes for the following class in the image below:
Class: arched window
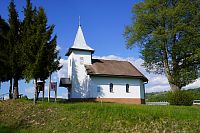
[110,83,113,92]
[126,84,129,93]
[97,86,101,92]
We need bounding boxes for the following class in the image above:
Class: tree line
[0,0,61,101]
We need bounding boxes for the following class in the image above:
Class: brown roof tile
[85,59,148,82]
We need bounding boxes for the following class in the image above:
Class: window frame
[80,57,84,65]
[97,86,101,92]
[126,84,129,93]
[110,83,113,93]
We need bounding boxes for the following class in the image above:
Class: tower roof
[72,25,93,50]
[66,24,94,56]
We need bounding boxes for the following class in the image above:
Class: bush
[21,95,29,100]
[167,90,194,106]
[146,93,168,102]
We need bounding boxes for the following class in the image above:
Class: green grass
[0,100,200,132]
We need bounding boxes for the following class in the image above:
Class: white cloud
[3,95,9,100]
[57,58,68,79]
[93,55,128,61]
[25,87,34,94]
[56,45,61,51]
[52,75,58,81]
[184,78,200,89]
[146,85,170,93]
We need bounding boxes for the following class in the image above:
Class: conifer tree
[8,0,22,99]
[0,16,10,89]
[22,1,61,103]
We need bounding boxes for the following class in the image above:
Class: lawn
[0,100,200,133]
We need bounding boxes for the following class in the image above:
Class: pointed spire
[66,18,94,56]
[70,17,94,51]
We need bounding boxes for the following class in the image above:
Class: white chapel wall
[89,76,145,99]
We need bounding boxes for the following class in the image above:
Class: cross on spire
[66,17,94,56]
[78,16,81,26]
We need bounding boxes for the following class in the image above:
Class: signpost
[48,81,57,102]
[37,82,45,101]
[33,80,45,104]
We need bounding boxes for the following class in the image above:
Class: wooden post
[34,79,37,105]
[48,74,51,102]
[55,82,57,103]
[42,81,44,101]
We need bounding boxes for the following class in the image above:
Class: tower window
[80,57,84,64]
[97,86,101,92]
[126,84,129,93]
[70,59,72,66]
[110,83,113,93]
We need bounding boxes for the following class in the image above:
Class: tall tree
[8,0,22,99]
[124,0,200,91]
[0,16,10,88]
[22,1,61,103]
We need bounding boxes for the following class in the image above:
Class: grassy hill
[1,100,200,132]
[146,88,200,102]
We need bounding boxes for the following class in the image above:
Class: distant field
[0,100,200,133]
[146,88,200,102]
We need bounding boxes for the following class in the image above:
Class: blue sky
[0,0,199,99]
[0,0,140,58]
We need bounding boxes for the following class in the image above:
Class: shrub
[21,95,29,100]
[167,90,194,106]
[146,93,168,102]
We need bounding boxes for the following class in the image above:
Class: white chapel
[59,22,148,104]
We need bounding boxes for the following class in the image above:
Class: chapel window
[80,57,84,64]
[97,86,101,92]
[110,83,113,93]
[126,84,129,93]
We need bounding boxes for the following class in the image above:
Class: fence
[0,93,9,101]
[146,101,169,105]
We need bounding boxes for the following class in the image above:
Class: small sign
[37,82,44,91]
[50,82,57,91]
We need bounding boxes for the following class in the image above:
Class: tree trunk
[162,42,181,92]
[164,66,181,92]
[36,84,39,101]
[9,79,13,99]
[34,79,37,104]
[42,80,45,101]
[169,82,180,92]
[13,77,19,99]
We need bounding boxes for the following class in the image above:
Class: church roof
[66,25,94,56]
[85,59,148,82]
[59,78,71,88]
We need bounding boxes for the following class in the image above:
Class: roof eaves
[66,48,95,56]
[88,73,148,82]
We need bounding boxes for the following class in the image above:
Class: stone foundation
[70,98,145,104]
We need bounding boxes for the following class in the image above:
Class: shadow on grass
[26,97,116,105]
[0,125,20,133]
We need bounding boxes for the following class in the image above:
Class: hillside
[1,100,200,132]
[146,88,200,102]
